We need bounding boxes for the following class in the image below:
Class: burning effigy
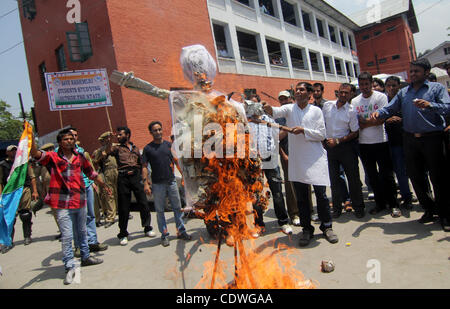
[110,45,315,289]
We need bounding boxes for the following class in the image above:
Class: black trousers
[327,141,365,211]
[359,142,399,209]
[293,182,332,232]
[117,172,151,239]
[404,133,450,219]
[263,167,289,226]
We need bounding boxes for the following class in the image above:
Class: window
[378,58,387,64]
[323,55,332,74]
[329,25,337,43]
[237,30,261,63]
[266,39,285,66]
[39,62,46,91]
[374,30,382,37]
[367,61,375,67]
[236,0,250,6]
[281,0,297,26]
[387,25,397,32]
[309,51,321,72]
[335,59,343,75]
[392,55,400,60]
[55,45,68,71]
[345,61,352,77]
[348,34,354,50]
[22,0,37,20]
[444,47,450,55]
[66,22,93,62]
[362,34,370,41]
[259,0,275,17]
[340,31,347,47]
[353,63,359,76]
[316,19,325,38]
[213,24,232,58]
[289,46,306,70]
[302,11,312,33]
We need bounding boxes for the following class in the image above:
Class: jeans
[293,182,332,232]
[389,145,412,202]
[359,142,399,209]
[338,165,350,202]
[55,207,89,270]
[73,185,98,247]
[152,180,186,238]
[327,141,365,211]
[117,172,152,239]
[263,167,289,226]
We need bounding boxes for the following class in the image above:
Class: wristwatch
[335,138,340,145]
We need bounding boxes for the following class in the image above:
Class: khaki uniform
[93,146,118,223]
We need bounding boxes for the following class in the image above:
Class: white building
[420,41,450,69]
[207,0,360,83]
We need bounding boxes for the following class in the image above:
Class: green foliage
[0,100,33,140]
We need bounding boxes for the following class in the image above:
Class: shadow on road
[19,265,65,289]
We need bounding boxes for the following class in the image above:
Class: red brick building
[19,0,360,152]
[352,0,418,81]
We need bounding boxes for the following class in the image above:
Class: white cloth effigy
[272,103,330,186]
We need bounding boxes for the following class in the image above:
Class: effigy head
[180,45,217,90]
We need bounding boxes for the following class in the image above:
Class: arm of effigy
[109,70,170,100]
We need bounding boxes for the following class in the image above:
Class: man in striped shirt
[30,128,111,285]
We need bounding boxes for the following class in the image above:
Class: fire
[190,94,316,289]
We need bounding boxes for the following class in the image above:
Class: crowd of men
[0,58,448,285]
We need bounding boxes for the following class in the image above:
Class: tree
[0,100,33,140]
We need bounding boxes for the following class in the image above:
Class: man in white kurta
[264,82,338,247]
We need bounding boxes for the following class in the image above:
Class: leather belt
[406,131,442,138]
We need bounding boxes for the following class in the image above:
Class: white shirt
[352,91,388,144]
[248,114,276,160]
[272,103,330,186]
[322,100,359,139]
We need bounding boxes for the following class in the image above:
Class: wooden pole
[210,228,223,289]
[105,107,113,132]
[59,110,63,129]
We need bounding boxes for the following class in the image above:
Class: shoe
[323,228,338,244]
[64,268,76,285]
[1,244,14,254]
[161,237,170,247]
[177,232,192,241]
[145,230,156,238]
[81,256,103,267]
[95,221,104,227]
[74,247,81,258]
[119,237,128,246]
[311,213,320,223]
[418,211,435,224]
[104,221,115,228]
[354,209,365,219]
[441,218,450,232]
[89,243,108,252]
[298,229,314,247]
[391,207,402,218]
[291,216,301,226]
[54,233,62,240]
[344,201,353,212]
[368,192,375,200]
[331,208,342,219]
[281,224,293,235]
[24,237,32,245]
[369,205,386,215]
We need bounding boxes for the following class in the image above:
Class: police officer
[93,132,118,228]
[0,145,39,253]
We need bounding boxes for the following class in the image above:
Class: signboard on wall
[45,68,112,111]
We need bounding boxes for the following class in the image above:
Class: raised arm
[110,71,170,100]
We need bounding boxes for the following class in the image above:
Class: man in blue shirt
[372,59,450,231]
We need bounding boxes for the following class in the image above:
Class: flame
[191,94,315,289]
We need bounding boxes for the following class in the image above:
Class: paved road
[0,193,449,289]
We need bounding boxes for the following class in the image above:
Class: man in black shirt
[142,121,191,247]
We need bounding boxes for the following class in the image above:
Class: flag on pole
[0,121,33,246]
